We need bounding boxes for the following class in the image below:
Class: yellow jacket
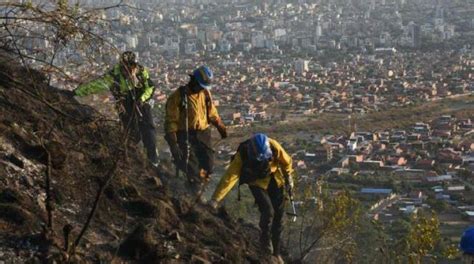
[212,138,294,202]
[164,86,221,133]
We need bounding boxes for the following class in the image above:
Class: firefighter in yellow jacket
[164,66,227,195]
[209,133,294,260]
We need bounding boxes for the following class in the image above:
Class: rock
[5,154,24,168]
[21,145,48,165]
[155,200,182,232]
[168,230,182,242]
[46,141,66,169]
[123,199,157,218]
[171,197,189,215]
[217,206,234,224]
[104,185,116,200]
[36,193,46,211]
[117,184,140,200]
[191,255,212,264]
[163,240,176,253]
[21,174,34,187]
[51,188,64,205]
[0,188,23,204]
[0,136,14,152]
[69,151,85,162]
[119,224,157,260]
[0,203,32,225]
[183,207,202,224]
[146,176,163,188]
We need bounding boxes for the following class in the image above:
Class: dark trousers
[118,97,158,163]
[177,128,214,193]
[249,178,286,255]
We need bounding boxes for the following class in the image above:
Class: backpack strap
[110,65,139,100]
[202,89,213,124]
[179,86,187,109]
[178,86,189,136]
[236,141,250,202]
[269,143,277,162]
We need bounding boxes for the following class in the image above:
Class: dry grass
[268,94,474,138]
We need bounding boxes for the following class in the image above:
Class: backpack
[235,139,276,200]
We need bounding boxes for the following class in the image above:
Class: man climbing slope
[209,133,295,262]
[164,66,227,197]
[70,51,159,167]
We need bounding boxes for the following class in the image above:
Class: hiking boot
[272,235,281,256]
[148,152,160,168]
[274,254,285,264]
[260,236,273,255]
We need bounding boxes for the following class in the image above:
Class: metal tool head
[286,212,298,222]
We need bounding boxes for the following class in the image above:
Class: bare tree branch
[72,157,120,251]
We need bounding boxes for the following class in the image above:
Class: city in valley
[1,0,473,262]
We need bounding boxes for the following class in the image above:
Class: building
[294,59,309,76]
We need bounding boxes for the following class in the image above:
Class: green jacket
[75,64,155,102]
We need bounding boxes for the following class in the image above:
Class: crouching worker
[71,51,159,167]
[209,133,294,260]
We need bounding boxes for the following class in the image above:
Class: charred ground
[0,54,280,263]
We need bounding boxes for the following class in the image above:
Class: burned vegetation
[0,53,281,263]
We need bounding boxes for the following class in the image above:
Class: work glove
[147,98,156,108]
[165,132,183,165]
[214,119,228,139]
[208,199,219,209]
[171,145,185,170]
[169,142,183,163]
[288,175,295,190]
[284,172,295,200]
[287,173,295,190]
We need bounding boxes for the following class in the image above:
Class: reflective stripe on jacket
[75,64,155,102]
[211,138,294,203]
[164,86,220,134]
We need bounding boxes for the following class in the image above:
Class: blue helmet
[251,133,273,161]
[193,66,213,89]
[460,227,474,254]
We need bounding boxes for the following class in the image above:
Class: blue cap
[193,66,213,89]
[251,133,273,161]
[460,227,474,254]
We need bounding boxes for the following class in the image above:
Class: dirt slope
[0,53,279,263]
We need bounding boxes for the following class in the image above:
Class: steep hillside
[0,54,277,263]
